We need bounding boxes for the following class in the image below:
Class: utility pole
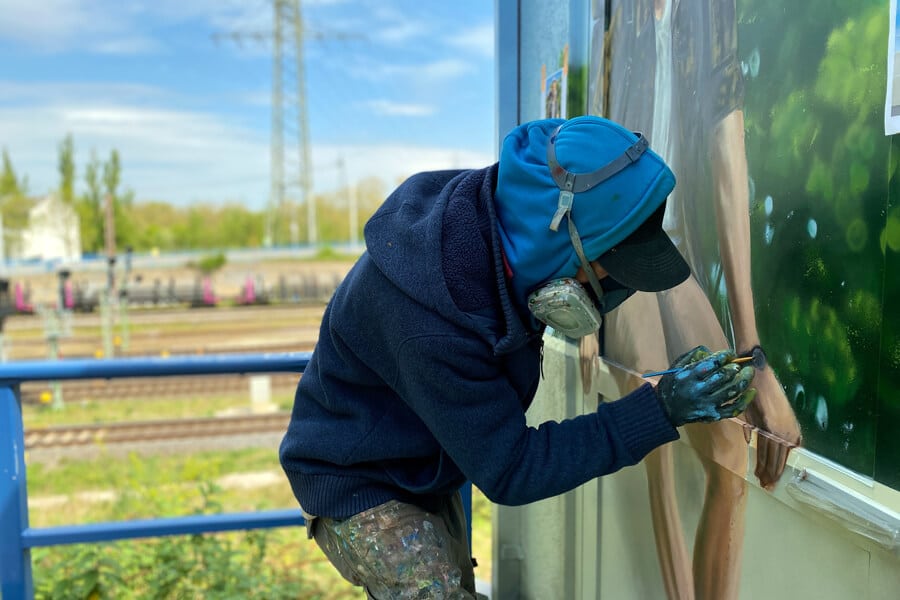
[49,270,72,410]
[102,193,116,359]
[119,246,132,352]
[337,155,358,248]
[268,4,284,248]
[104,193,116,258]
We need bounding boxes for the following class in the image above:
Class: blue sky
[0,0,496,208]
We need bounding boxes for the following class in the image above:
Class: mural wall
[736,0,895,487]
[518,0,898,490]
[511,0,899,598]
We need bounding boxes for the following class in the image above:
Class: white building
[20,195,81,262]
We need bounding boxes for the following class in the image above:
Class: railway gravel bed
[21,371,302,404]
[25,412,291,450]
[3,304,328,331]
[10,303,329,464]
[26,431,287,466]
[4,305,324,360]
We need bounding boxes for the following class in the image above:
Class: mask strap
[547,128,649,195]
[567,217,606,306]
[547,127,648,232]
[545,125,646,303]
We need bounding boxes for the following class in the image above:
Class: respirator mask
[527,127,649,338]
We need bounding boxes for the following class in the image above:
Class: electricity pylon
[214,0,316,247]
[270,0,313,247]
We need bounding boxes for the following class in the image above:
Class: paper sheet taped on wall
[886,0,900,134]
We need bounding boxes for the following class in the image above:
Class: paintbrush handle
[641,355,754,378]
[641,367,681,378]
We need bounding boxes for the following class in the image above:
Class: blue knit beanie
[494,116,676,305]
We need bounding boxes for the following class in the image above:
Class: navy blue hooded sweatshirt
[279,149,679,519]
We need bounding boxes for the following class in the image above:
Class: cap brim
[595,205,691,292]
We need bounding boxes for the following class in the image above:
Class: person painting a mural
[581,0,803,598]
[279,115,757,599]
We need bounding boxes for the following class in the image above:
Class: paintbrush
[641,355,754,378]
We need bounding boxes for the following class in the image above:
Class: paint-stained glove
[655,345,756,427]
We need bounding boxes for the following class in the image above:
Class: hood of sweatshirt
[364,166,531,353]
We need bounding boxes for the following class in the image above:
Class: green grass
[27,445,492,556]
[23,393,295,429]
[27,447,337,597]
[26,445,494,597]
[27,447,281,500]
[312,246,360,261]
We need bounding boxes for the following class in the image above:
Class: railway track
[11,304,319,450]
[20,371,302,404]
[12,338,317,360]
[3,304,328,331]
[24,412,291,450]
[4,304,323,360]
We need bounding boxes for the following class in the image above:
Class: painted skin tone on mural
[582,108,802,600]
[580,1,802,598]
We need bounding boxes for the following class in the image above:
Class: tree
[75,150,106,253]
[103,149,121,202]
[0,149,31,256]
[0,149,25,198]
[99,149,134,252]
[58,134,76,205]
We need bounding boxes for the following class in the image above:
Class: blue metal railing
[0,353,475,600]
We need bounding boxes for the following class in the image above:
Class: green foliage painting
[739,0,898,485]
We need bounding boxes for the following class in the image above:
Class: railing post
[0,383,33,600]
[461,481,473,555]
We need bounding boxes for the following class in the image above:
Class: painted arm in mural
[580,332,599,396]
[711,108,802,490]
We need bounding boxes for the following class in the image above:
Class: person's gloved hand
[655,345,756,427]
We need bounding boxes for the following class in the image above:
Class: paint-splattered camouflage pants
[310,492,480,599]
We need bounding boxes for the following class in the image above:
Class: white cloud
[363,100,435,117]
[0,100,270,206]
[445,23,494,59]
[311,142,495,195]
[0,0,364,55]
[348,57,473,83]
[239,90,272,107]
[90,37,162,55]
[0,0,103,41]
[373,19,428,45]
[0,0,276,55]
[418,58,473,80]
[0,89,493,208]
[0,0,158,54]
[0,81,167,104]
[190,0,273,37]
[364,3,430,45]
